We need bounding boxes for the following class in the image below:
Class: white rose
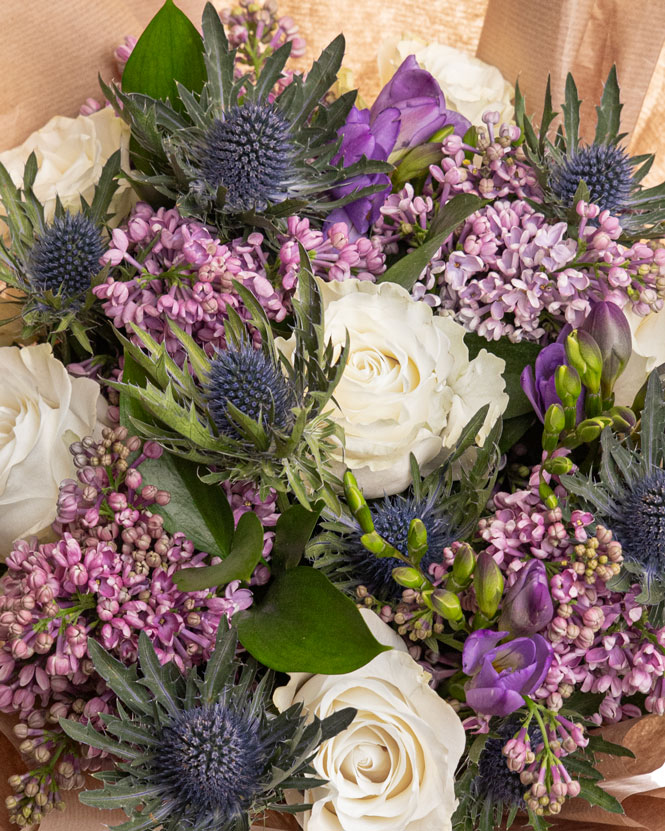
[273,609,465,831]
[0,107,133,224]
[378,36,514,126]
[280,278,507,498]
[614,306,665,405]
[0,344,102,557]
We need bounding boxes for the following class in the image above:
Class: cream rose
[0,107,133,224]
[273,609,465,831]
[378,37,514,126]
[282,278,507,498]
[0,344,101,557]
[614,306,665,405]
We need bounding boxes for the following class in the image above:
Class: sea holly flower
[61,627,356,831]
[102,3,391,238]
[0,150,122,359]
[113,269,348,509]
[515,67,665,239]
[462,629,553,717]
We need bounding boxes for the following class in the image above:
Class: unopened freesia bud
[565,330,602,394]
[580,301,632,399]
[474,552,504,618]
[392,567,425,589]
[498,560,554,637]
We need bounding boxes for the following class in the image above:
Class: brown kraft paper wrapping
[1,1,665,830]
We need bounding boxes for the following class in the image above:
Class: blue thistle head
[199,103,294,213]
[28,211,105,299]
[550,144,634,214]
[612,468,665,580]
[153,702,271,821]
[205,345,298,439]
[348,492,456,600]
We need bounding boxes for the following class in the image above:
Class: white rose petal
[614,306,665,405]
[273,609,465,831]
[0,344,101,557]
[378,38,514,127]
[279,278,507,498]
[0,107,133,225]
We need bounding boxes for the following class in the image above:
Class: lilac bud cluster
[502,714,586,817]
[479,461,665,723]
[94,204,384,364]
[220,0,306,64]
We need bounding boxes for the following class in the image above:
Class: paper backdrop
[2,1,665,829]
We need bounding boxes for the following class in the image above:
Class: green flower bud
[554,364,582,407]
[392,567,425,589]
[538,480,558,509]
[543,403,566,452]
[452,543,476,586]
[360,531,402,559]
[576,416,613,444]
[474,552,504,618]
[580,301,632,399]
[430,589,464,622]
[543,456,574,476]
[407,518,428,566]
[565,331,602,394]
[343,472,374,533]
[609,405,637,432]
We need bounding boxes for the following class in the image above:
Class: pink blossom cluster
[94,203,384,362]
[220,0,306,60]
[480,465,665,724]
[436,199,665,342]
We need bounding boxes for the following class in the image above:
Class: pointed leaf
[121,0,206,109]
[86,639,152,715]
[137,631,181,718]
[272,501,325,572]
[201,1,235,112]
[172,509,264,591]
[377,194,488,289]
[201,626,238,705]
[139,450,234,558]
[235,566,389,673]
[287,35,345,130]
[562,73,581,150]
[595,65,622,145]
[59,718,138,760]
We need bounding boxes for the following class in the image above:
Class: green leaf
[595,65,623,145]
[119,352,155,429]
[272,501,325,572]
[58,718,138,760]
[139,450,234,558]
[86,639,152,715]
[137,631,181,717]
[562,73,581,150]
[464,332,542,419]
[586,736,636,759]
[172,509,264,591]
[236,567,389,673]
[201,1,236,112]
[499,413,536,454]
[578,778,624,814]
[377,194,487,289]
[201,626,238,706]
[79,783,164,811]
[122,0,206,110]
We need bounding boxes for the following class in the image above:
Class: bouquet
[0,2,665,830]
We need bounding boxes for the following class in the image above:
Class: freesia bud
[565,330,602,394]
[474,553,504,618]
[498,560,554,637]
[407,518,428,565]
[580,301,632,399]
[452,543,476,586]
[543,457,574,476]
[430,589,464,622]
[608,405,637,432]
[554,364,582,407]
[391,567,425,589]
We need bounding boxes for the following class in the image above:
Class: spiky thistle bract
[113,264,349,512]
[515,66,665,239]
[308,404,502,598]
[0,150,121,359]
[60,627,355,831]
[563,370,665,612]
[101,2,391,237]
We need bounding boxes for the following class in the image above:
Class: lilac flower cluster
[0,426,276,824]
[480,463,665,724]
[220,0,305,61]
[94,204,384,362]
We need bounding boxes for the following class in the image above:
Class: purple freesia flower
[329,56,470,234]
[463,629,553,716]
[370,54,470,153]
[521,338,585,423]
[498,560,554,637]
